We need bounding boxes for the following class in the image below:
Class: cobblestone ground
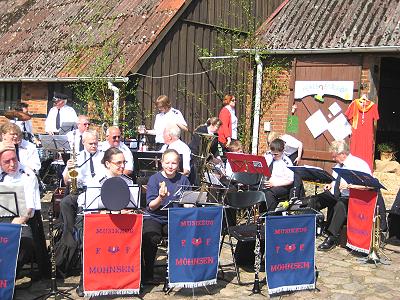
[14,194,400,300]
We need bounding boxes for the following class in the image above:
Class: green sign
[286,115,299,133]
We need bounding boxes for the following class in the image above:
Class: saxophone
[68,131,79,194]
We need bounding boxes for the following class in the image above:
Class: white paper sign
[327,113,352,141]
[305,109,329,138]
[295,81,354,101]
[328,102,342,116]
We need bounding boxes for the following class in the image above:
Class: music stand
[132,151,184,178]
[225,153,271,177]
[58,122,76,135]
[0,184,26,218]
[289,165,335,194]
[332,168,386,190]
[39,134,71,153]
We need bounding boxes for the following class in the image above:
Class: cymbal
[4,110,31,121]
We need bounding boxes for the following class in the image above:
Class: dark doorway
[376,57,400,161]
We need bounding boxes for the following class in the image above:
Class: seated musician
[142,149,190,282]
[66,115,91,156]
[161,124,191,176]
[12,102,38,144]
[57,130,104,266]
[262,138,294,211]
[308,140,387,251]
[1,122,41,173]
[188,117,222,185]
[100,126,134,176]
[268,131,303,165]
[74,147,135,297]
[225,140,244,178]
[0,141,50,277]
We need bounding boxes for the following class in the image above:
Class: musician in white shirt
[100,126,133,176]
[66,115,91,155]
[45,92,78,134]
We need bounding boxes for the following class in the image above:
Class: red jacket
[218,106,232,144]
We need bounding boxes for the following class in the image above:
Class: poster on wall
[295,81,354,101]
[305,109,329,138]
[327,113,352,141]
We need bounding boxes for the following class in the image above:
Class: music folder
[225,152,271,177]
[332,168,386,190]
[0,184,27,218]
[288,165,335,184]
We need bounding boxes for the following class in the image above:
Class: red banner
[346,189,377,253]
[83,214,143,296]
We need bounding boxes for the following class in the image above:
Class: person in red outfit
[218,95,238,148]
[344,94,379,170]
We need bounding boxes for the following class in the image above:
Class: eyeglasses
[231,99,236,102]
[7,132,18,136]
[109,160,127,167]
[82,122,90,126]
[112,135,121,140]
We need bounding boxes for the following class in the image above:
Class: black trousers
[262,185,292,211]
[141,218,168,278]
[60,194,79,240]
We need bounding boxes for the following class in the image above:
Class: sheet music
[0,184,27,218]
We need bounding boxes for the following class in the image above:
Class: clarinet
[48,209,59,294]
[252,214,262,294]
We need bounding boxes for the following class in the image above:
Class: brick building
[241,0,400,169]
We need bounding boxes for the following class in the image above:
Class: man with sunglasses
[66,115,91,156]
[45,92,78,135]
[100,126,133,176]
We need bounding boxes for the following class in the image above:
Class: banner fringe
[84,288,140,297]
[346,242,370,254]
[268,283,315,295]
[168,279,217,289]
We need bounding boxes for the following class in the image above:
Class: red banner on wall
[346,189,377,254]
[83,214,143,297]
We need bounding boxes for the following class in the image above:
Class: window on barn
[0,83,21,112]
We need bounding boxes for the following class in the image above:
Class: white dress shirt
[153,107,187,143]
[62,149,105,187]
[226,105,238,140]
[66,129,84,155]
[100,142,134,172]
[13,119,33,134]
[18,139,41,172]
[161,139,191,172]
[330,154,372,197]
[280,134,302,156]
[45,105,78,133]
[265,152,294,186]
[1,164,41,211]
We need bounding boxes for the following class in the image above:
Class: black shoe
[318,235,338,251]
[75,285,84,297]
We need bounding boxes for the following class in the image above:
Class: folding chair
[221,191,266,285]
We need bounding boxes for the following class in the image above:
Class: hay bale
[373,171,399,207]
[375,160,400,174]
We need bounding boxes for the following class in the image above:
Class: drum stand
[33,210,74,300]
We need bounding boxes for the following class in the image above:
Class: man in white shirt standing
[100,126,134,176]
[161,124,191,176]
[45,92,78,134]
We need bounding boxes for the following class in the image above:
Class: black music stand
[332,168,386,190]
[289,166,335,195]
[39,134,71,153]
